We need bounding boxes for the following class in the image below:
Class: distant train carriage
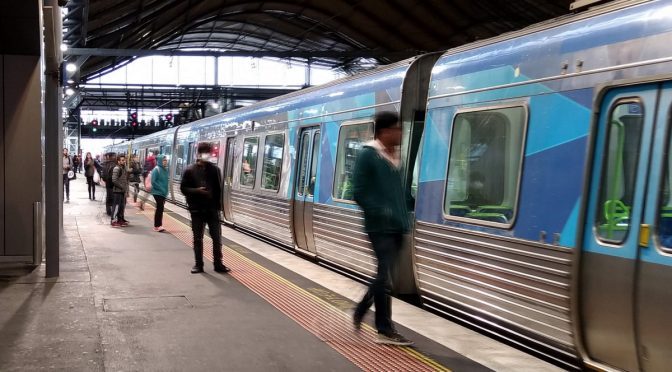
[106,1,672,370]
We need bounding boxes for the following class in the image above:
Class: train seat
[449,205,471,217]
[465,211,508,224]
[474,205,513,220]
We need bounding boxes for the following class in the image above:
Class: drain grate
[103,295,192,312]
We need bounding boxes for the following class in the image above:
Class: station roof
[63,0,575,81]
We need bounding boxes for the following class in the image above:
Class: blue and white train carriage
[108,1,672,370]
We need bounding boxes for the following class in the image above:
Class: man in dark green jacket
[352,111,413,346]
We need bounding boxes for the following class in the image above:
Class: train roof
[429,0,672,98]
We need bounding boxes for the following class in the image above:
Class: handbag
[67,170,75,180]
[144,171,152,192]
[93,170,101,184]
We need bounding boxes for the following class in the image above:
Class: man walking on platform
[351,112,413,346]
[180,143,231,274]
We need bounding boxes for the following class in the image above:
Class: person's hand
[197,187,209,195]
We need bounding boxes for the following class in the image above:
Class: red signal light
[165,113,173,121]
[91,119,98,126]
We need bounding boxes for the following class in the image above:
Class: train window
[297,133,310,196]
[443,106,527,226]
[657,107,672,250]
[595,101,643,244]
[144,147,160,174]
[261,134,284,191]
[308,132,320,196]
[333,122,374,201]
[187,142,195,165]
[174,144,185,181]
[240,137,259,188]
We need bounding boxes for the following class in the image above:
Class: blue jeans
[354,232,402,333]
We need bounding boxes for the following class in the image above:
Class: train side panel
[416,0,672,367]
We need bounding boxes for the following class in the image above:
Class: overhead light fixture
[60,43,68,52]
[67,79,75,84]
[65,63,77,72]
[65,88,75,96]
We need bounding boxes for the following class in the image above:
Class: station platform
[0,178,563,371]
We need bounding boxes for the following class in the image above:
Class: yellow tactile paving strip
[134,200,450,372]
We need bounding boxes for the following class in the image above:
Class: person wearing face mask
[180,143,230,274]
[150,155,169,232]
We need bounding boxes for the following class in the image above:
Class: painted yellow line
[159,207,451,371]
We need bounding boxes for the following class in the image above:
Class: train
[106,1,672,370]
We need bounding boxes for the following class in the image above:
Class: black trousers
[132,182,140,202]
[354,232,402,334]
[105,186,114,216]
[86,176,96,198]
[63,174,70,199]
[112,192,126,222]
[153,195,165,227]
[190,209,223,268]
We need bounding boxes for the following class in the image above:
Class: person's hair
[86,152,92,159]
[374,111,400,138]
[117,153,126,159]
[197,142,212,154]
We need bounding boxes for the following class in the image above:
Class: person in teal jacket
[150,155,169,232]
[351,111,413,346]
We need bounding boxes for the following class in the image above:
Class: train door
[222,137,236,222]
[581,83,672,371]
[293,127,320,254]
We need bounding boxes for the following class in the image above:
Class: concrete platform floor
[0,178,564,371]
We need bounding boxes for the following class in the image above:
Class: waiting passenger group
[63,111,411,345]
[64,144,231,274]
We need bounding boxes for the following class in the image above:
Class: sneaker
[120,220,130,227]
[375,331,413,346]
[214,264,231,273]
[153,227,160,232]
[191,265,204,274]
[111,221,122,228]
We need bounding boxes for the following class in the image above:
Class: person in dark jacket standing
[102,152,117,216]
[84,152,97,200]
[351,112,413,346]
[129,154,143,203]
[150,155,169,232]
[62,148,72,202]
[180,143,230,274]
[111,154,129,227]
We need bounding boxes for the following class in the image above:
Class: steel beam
[64,48,418,59]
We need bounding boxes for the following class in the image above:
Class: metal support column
[44,2,63,277]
